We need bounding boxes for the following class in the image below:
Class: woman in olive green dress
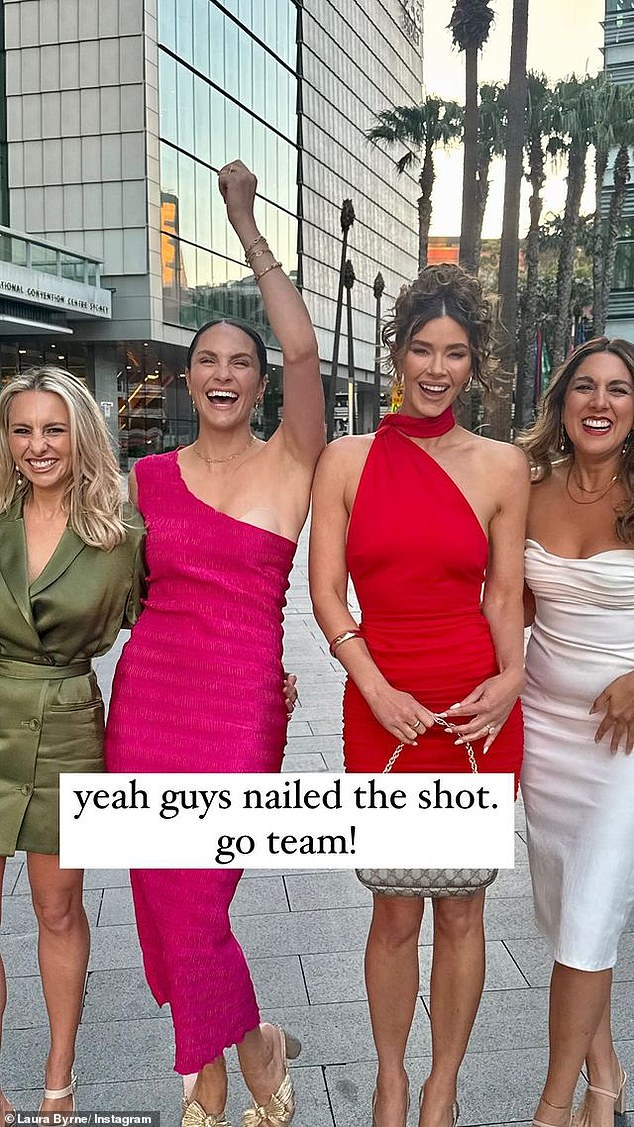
[0,367,145,1117]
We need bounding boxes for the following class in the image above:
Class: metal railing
[0,225,102,287]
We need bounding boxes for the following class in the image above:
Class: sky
[422,0,605,237]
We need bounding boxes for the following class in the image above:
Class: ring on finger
[412,718,422,730]
[487,724,496,735]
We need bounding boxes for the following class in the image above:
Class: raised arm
[219,160,324,465]
[309,440,435,746]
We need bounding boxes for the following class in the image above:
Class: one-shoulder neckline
[525,537,634,562]
[392,429,488,544]
[170,450,296,548]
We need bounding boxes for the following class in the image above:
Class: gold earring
[464,375,473,392]
[559,423,568,452]
[14,464,23,486]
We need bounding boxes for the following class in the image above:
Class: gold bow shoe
[182,1098,231,1127]
[242,1028,301,1127]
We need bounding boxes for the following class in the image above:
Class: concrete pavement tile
[455,986,549,1052]
[308,720,346,736]
[88,923,144,970]
[278,735,343,756]
[82,968,165,1024]
[74,1018,175,1082]
[326,1056,431,1127]
[419,939,531,991]
[4,975,44,1030]
[483,896,541,940]
[285,870,370,912]
[3,856,23,895]
[233,904,372,958]
[286,721,313,738]
[302,949,365,1004]
[248,954,308,1007]
[503,937,557,987]
[2,931,39,976]
[231,875,289,915]
[282,753,329,771]
[486,866,534,899]
[612,979,634,1038]
[84,867,131,889]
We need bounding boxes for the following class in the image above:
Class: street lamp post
[326,199,355,441]
[372,271,385,430]
[344,259,356,434]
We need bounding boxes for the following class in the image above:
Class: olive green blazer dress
[0,500,145,856]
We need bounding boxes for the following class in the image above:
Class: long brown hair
[518,337,634,543]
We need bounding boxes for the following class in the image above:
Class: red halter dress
[343,410,523,782]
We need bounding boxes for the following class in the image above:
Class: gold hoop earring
[464,375,473,392]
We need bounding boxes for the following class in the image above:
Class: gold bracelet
[329,628,361,657]
[244,234,267,261]
[247,247,271,263]
[253,261,283,281]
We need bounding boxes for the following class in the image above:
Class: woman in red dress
[309,265,527,1127]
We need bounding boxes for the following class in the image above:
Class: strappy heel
[242,1027,301,1127]
[573,1064,627,1125]
[39,1071,77,1115]
[532,1093,572,1127]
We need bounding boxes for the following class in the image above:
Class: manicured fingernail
[454,738,463,746]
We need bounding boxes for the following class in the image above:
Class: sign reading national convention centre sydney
[0,261,112,320]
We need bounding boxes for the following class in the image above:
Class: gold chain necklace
[192,436,255,466]
[565,463,619,505]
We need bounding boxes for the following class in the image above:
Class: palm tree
[487,0,529,441]
[449,0,495,274]
[515,73,563,429]
[551,74,597,368]
[366,97,462,271]
[473,82,507,272]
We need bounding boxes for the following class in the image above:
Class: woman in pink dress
[105,161,324,1127]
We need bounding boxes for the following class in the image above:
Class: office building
[1,0,423,463]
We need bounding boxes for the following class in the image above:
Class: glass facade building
[2,0,423,461]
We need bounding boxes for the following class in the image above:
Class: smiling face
[562,351,634,458]
[186,322,265,429]
[399,315,472,417]
[8,390,72,493]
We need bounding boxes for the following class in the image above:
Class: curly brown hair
[518,336,634,543]
[382,262,496,389]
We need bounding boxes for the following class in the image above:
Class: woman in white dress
[519,337,634,1127]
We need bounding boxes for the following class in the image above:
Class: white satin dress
[521,539,634,970]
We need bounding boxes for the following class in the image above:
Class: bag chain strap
[383,714,478,774]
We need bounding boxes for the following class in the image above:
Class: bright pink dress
[105,450,295,1073]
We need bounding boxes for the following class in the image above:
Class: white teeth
[207,389,238,400]
[28,459,55,468]
[583,418,611,429]
[421,384,447,393]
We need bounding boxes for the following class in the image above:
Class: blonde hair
[518,337,634,544]
[0,366,126,551]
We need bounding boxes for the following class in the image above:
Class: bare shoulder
[462,432,530,479]
[315,433,374,474]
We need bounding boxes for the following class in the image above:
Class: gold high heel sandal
[242,1027,301,1127]
[181,1098,231,1127]
[573,1064,627,1125]
[38,1071,77,1116]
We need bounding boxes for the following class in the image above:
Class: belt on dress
[0,657,92,680]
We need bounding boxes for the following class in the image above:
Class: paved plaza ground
[2,530,633,1126]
